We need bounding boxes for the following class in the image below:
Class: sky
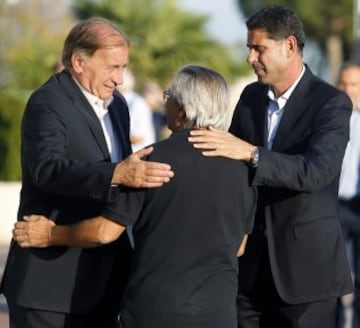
[177,0,246,45]
[177,0,329,79]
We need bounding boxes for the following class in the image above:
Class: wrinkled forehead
[96,25,128,48]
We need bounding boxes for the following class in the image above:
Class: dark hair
[246,5,305,53]
[61,17,129,70]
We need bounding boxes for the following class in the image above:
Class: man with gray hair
[0,17,173,328]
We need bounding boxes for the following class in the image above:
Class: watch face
[251,147,259,167]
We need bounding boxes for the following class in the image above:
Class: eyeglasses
[163,89,171,103]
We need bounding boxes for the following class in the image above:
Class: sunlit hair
[171,65,231,131]
[61,17,129,70]
[247,5,305,54]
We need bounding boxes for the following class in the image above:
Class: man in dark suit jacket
[0,17,173,328]
[189,5,353,328]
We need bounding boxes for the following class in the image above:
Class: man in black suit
[189,5,353,328]
[0,17,173,328]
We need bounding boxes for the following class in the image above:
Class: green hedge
[0,88,30,181]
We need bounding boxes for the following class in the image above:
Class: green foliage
[0,88,29,180]
[0,0,250,180]
[72,0,249,88]
[237,0,353,60]
[6,40,63,90]
[0,0,74,180]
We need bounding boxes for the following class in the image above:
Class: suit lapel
[250,86,268,147]
[108,99,131,159]
[255,94,268,147]
[58,71,110,159]
[271,68,312,151]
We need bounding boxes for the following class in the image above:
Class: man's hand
[188,126,256,162]
[112,147,174,188]
[237,234,249,257]
[13,215,54,248]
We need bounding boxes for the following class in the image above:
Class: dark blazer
[0,70,133,314]
[231,67,354,304]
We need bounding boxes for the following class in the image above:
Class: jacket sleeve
[252,92,351,192]
[22,100,117,203]
[252,93,352,192]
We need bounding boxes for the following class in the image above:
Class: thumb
[134,146,154,159]
[207,126,220,132]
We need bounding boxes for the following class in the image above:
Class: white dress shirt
[73,78,121,162]
[73,78,136,247]
[267,65,305,149]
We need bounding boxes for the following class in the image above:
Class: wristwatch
[250,147,259,167]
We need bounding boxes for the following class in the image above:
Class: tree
[72,0,249,88]
[0,0,75,180]
[237,0,353,82]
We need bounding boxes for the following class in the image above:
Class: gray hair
[171,65,231,131]
[61,17,129,70]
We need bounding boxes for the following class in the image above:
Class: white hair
[171,65,231,131]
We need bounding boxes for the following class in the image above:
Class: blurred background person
[141,80,170,141]
[118,69,156,152]
[337,62,360,328]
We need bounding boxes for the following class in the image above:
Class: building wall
[0,182,20,244]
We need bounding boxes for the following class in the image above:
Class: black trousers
[237,241,337,328]
[8,302,119,328]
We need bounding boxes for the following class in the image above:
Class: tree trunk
[326,34,343,83]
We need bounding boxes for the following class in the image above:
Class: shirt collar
[72,76,113,109]
[267,64,306,106]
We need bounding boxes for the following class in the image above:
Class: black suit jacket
[232,67,354,304]
[0,70,133,313]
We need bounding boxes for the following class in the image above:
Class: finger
[189,129,213,136]
[18,241,31,248]
[145,162,173,174]
[200,150,219,157]
[188,135,223,145]
[14,233,26,242]
[135,146,154,158]
[15,222,27,229]
[13,227,26,237]
[23,215,41,222]
[142,173,171,183]
[143,182,166,188]
[192,142,217,150]
[207,126,221,133]
[138,174,173,188]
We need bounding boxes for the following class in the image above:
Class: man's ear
[175,106,187,128]
[286,35,297,57]
[71,53,84,73]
